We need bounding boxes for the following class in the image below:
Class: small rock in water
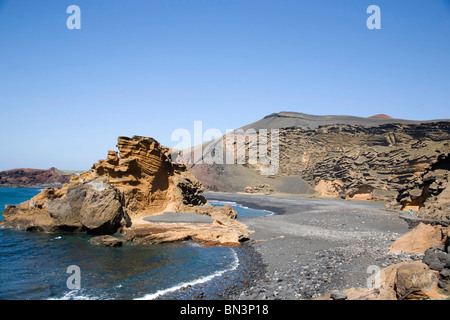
[90,235,123,247]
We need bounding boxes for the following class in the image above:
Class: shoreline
[148,243,267,300]
[141,191,418,300]
[0,190,422,300]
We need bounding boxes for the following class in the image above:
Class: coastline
[145,244,267,300]
[136,191,418,301]
[0,189,424,300]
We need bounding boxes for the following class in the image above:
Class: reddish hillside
[0,167,73,187]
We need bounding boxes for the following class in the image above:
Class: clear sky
[0,0,449,170]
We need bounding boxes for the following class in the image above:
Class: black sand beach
[205,192,420,300]
[149,192,423,300]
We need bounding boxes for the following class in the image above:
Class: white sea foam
[48,289,101,300]
[134,248,239,300]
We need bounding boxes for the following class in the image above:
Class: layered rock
[122,205,253,246]
[91,136,206,217]
[0,136,207,235]
[180,112,450,222]
[275,122,450,203]
[387,153,450,223]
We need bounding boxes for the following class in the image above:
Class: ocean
[0,188,269,300]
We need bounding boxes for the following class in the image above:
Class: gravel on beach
[156,192,419,300]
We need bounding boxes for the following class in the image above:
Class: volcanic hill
[177,112,450,222]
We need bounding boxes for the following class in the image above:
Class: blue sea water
[0,188,267,300]
[208,200,274,218]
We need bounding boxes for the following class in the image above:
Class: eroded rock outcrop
[90,235,123,247]
[276,123,450,203]
[0,136,207,235]
[387,154,450,223]
[121,205,253,245]
[389,223,446,255]
[2,176,127,233]
[91,136,206,217]
[182,113,450,222]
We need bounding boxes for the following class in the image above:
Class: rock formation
[91,136,206,217]
[1,175,128,233]
[122,205,253,245]
[389,222,446,255]
[0,136,208,234]
[387,153,450,223]
[276,122,450,203]
[90,235,124,247]
[0,136,252,245]
[0,167,73,188]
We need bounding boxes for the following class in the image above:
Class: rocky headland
[0,136,252,245]
[0,167,73,188]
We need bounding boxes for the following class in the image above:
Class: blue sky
[0,0,449,170]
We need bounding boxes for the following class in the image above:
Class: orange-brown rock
[314,180,345,198]
[0,136,254,245]
[389,223,446,254]
[122,205,253,245]
[92,136,206,217]
[394,262,444,300]
[0,136,207,235]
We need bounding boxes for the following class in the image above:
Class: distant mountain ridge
[0,167,73,188]
[242,111,449,131]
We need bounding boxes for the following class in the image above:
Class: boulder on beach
[389,223,447,254]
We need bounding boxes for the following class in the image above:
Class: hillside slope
[177,112,450,222]
[0,167,73,187]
